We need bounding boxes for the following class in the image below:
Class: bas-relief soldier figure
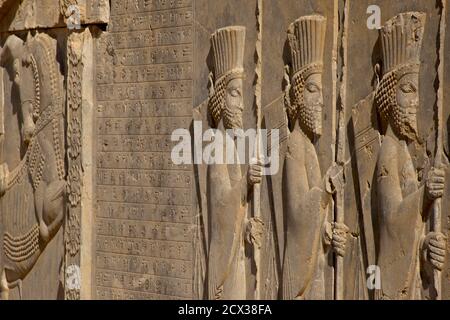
[0,33,66,300]
[373,12,447,300]
[205,26,263,300]
[281,15,349,300]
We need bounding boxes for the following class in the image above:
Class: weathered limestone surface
[94,0,195,300]
[0,0,109,31]
[0,0,449,300]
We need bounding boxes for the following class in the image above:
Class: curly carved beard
[391,102,418,141]
[223,102,244,130]
[298,101,323,136]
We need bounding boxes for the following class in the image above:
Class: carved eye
[306,83,319,93]
[400,83,417,94]
[229,88,241,97]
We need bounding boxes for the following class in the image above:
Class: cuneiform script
[94,0,194,300]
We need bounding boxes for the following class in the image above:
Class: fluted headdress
[210,26,246,81]
[380,12,425,75]
[375,12,425,141]
[285,15,326,134]
[208,26,246,128]
[287,15,326,78]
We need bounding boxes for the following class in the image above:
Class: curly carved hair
[375,63,419,122]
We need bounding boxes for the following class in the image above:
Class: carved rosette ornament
[64,31,84,300]
[284,15,326,134]
[68,117,81,158]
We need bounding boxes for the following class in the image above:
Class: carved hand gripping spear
[252,0,264,300]
[333,0,349,300]
[433,0,447,300]
[334,112,346,301]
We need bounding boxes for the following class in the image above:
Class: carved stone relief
[64,30,84,301]
[281,14,348,300]
[0,0,449,300]
[202,26,263,300]
[372,11,446,301]
[0,33,66,299]
[0,0,109,32]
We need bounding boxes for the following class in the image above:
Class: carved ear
[0,35,25,67]
[374,63,382,88]
[283,65,291,88]
[207,72,215,97]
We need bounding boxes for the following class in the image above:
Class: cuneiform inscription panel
[94,0,194,300]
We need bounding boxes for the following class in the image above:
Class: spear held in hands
[432,0,447,300]
[252,0,264,300]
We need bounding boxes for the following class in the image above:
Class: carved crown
[380,12,426,74]
[210,26,246,81]
[287,15,326,77]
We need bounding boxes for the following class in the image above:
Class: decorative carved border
[64,31,84,300]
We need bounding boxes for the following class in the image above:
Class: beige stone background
[0,0,449,300]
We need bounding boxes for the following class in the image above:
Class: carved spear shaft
[334,0,349,301]
[253,0,263,300]
[433,0,446,300]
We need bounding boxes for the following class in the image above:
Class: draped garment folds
[282,130,328,300]
[375,136,424,300]
[206,145,247,300]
